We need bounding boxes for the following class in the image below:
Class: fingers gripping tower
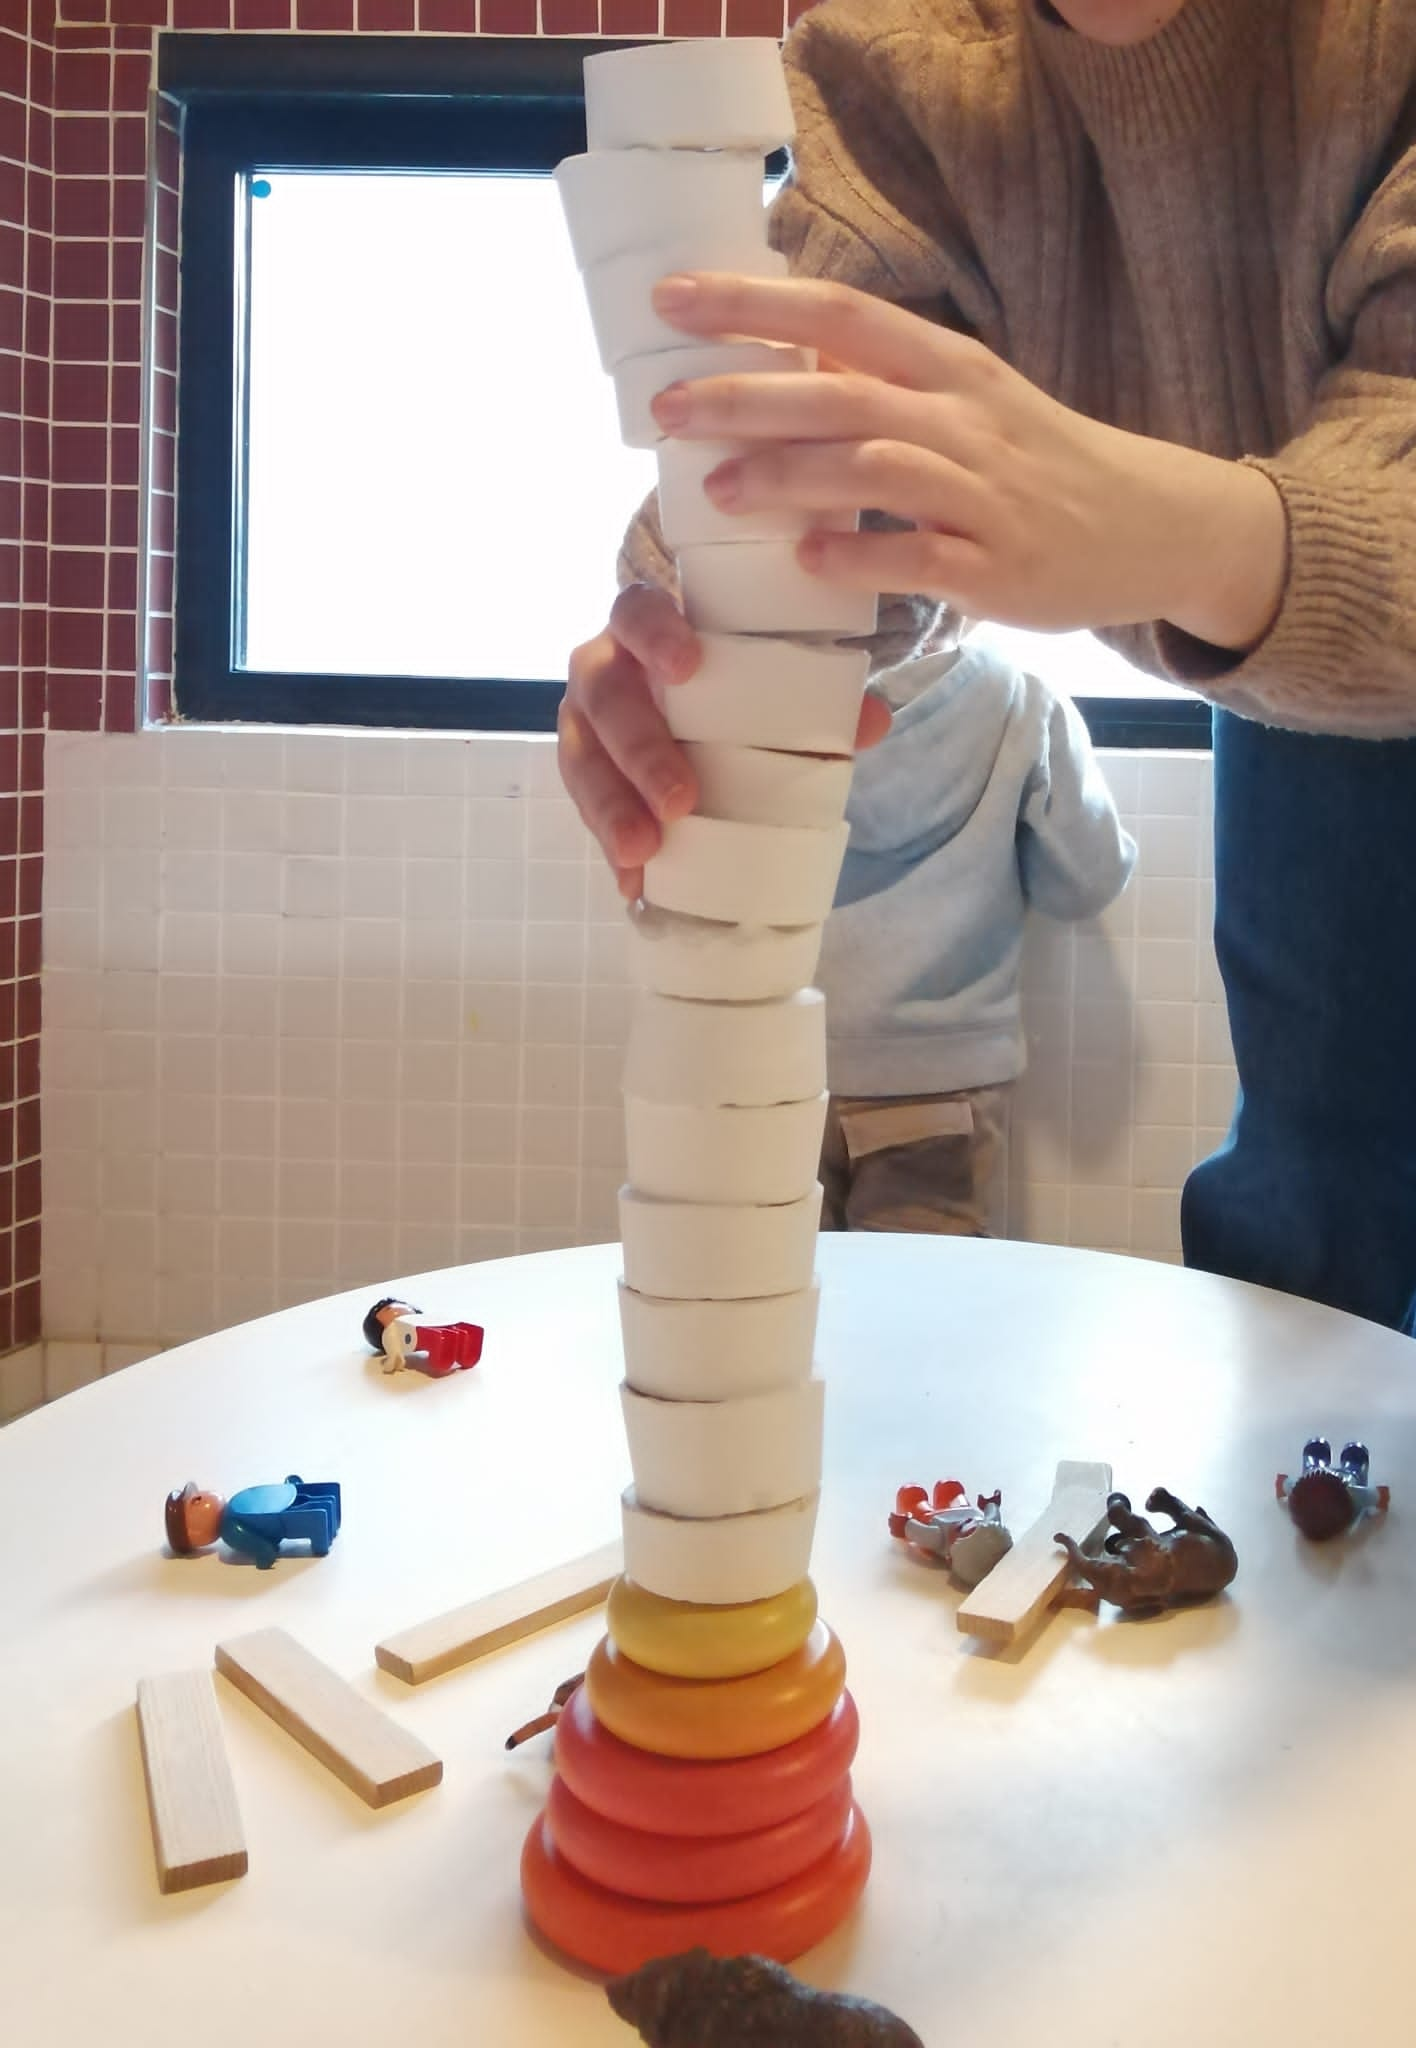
[522,39,875,1974]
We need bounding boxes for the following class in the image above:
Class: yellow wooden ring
[584,1622,846,1761]
[606,1575,819,1680]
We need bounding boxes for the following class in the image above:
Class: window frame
[161,34,1212,750]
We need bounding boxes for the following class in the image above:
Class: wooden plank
[136,1670,248,1894]
[956,1460,1114,1646]
[215,1628,442,1808]
[375,1541,622,1686]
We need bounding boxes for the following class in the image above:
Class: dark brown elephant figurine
[607,1950,924,2047]
[1054,1488,1238,1617]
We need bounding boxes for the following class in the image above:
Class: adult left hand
[648,272,1286,656]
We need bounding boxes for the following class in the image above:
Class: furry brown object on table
[606,1950,925,2046]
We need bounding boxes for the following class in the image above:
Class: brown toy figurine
[606,1951,924,2047]
[1053,1488,1238,1617]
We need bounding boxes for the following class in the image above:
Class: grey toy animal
[1054,1487,1238,1616]
[607,1950,924,2047]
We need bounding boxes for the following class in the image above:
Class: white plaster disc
[682,743,854,830]
[644,812,849,928]
[616,342,814,449]
[619,1185,823,1301]
[621,1488,821,1606]
[618,1280,820,1400]
[555,148,766,272]
[678,539,880,638]
[624,1092,828,1205]
[625,904,824,1003]
[661,633,869,756]
[584,39,795,154]
[584,238,788,373]
[624,988,826,1107]
[657,438,857,548]
[621,1380,826,1519]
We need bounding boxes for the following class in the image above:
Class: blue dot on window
[252,179,272,200]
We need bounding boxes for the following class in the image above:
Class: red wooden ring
[554,1684,860,1837]
[521,1801,872,1976]
[545,1772,854,1904]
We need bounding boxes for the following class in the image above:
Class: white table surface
[3,1235,1415,2047]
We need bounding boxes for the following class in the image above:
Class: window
[163,37,1209,747]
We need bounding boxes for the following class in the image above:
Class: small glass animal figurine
[165,1476,342,1569]
[363,1297,485,1377]
[887,1481,1013,1588]
[1276,1438,1391,1541]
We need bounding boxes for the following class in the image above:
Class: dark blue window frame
[160,34,1212,749]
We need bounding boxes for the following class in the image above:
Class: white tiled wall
[34,728,1236,1396]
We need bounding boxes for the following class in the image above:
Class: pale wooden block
[136,1670,248,1895]
[375,1542,622,1686]
[584,38,795,153]
[214,1628,442,1808]
[625,904,824,1004]
[956,1460,1114,1646]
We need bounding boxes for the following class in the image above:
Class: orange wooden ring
[584,1622,846,1760]
[545,1772,854,1904]
[521,1801,872,1975]
[555,1685,860,1837]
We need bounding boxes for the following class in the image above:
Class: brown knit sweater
[622,0,1416,736]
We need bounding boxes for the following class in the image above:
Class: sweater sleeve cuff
[1154,459,1397,726]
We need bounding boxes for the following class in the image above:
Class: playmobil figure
[1276,1438,1391,1541]
[888,1482,1012,1588]
[1053,1488,1238,1618]
[608,1950,924,2047]
[362,1297,484,1376]
[165,1477,342,1570]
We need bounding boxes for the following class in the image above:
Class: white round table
[4,1236,1414,2045]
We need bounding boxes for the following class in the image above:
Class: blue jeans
[1182,710,1416,1336]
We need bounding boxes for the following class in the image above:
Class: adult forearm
[1152,447,1288,657]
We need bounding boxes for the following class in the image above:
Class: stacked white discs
[559,38,876,1608]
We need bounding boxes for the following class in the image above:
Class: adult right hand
[560,582,890,899]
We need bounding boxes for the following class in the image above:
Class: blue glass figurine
[166,1476,342,1568]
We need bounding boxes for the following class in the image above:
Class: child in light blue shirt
[819,639,1136,1234]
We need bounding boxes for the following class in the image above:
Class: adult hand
[647,273,1287,657]
[561,581,890,899]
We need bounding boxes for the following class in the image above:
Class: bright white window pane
[967,622,1190,702]
[243,171,655,681]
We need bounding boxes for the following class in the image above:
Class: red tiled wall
[13,0,802,1351]
[0,8,50,1352]
[46,0,805,742]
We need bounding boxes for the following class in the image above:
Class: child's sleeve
[1016,685,1137,922]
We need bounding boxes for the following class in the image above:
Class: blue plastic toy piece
[166,1475,342,1568]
